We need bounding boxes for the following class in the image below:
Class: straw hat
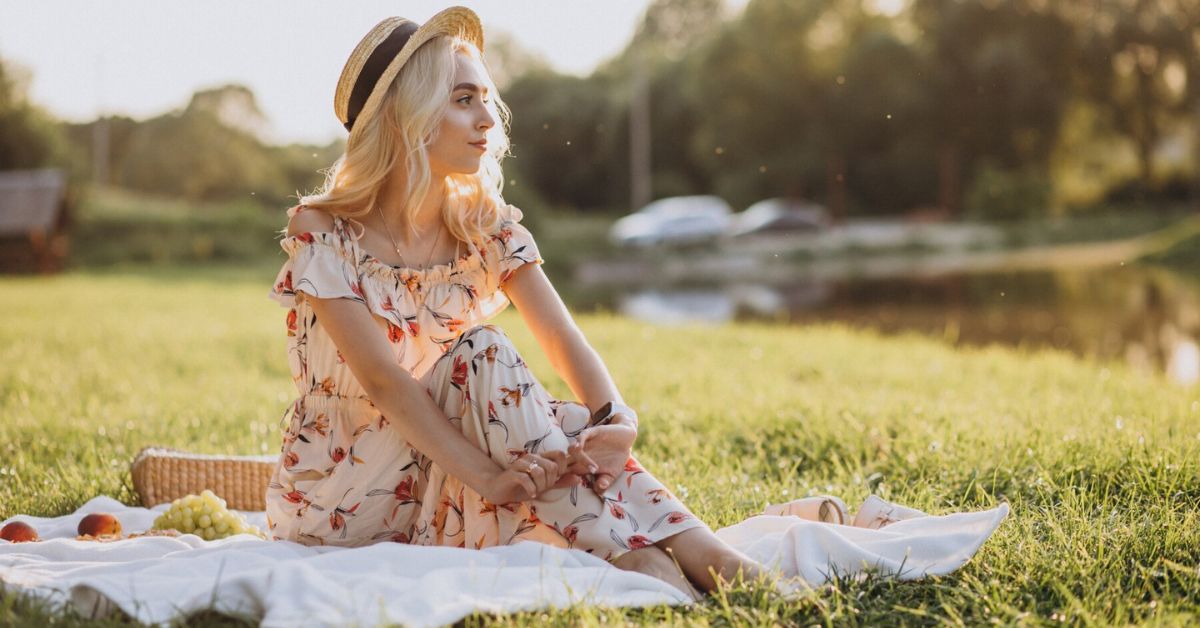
[334,6,484,146]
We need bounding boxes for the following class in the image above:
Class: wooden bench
[0,168,70,273]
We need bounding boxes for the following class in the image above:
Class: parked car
[730,198,831,238]
[609,195,734,248]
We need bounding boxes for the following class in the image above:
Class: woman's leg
[422,324,745,595]
[415,324,576,549]
[654,527,771,592]
[612,545,703,601]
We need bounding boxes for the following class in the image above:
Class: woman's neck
[373,174,448,245]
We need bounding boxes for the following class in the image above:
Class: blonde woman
[265,7,800,599]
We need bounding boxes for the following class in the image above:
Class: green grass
[2,265,1199,626]
[999,207,1196,250]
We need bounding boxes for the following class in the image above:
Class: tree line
[2,0,1197,220]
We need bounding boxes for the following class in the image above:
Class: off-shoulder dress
[264,204,706,561]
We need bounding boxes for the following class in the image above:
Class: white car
[609,195,734,248]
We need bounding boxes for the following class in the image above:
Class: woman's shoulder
[286,205,337,237]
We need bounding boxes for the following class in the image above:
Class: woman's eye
[457,95,490,105]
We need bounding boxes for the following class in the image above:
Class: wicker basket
[131,446,278,511]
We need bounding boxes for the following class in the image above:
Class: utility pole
[629,41,652,212]
[92,54,109,186]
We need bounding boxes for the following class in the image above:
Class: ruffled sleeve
[268,231,365,309]
[474,204,545,320]
[490,204,544,289]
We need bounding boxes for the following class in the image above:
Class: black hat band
[345,20,420,132]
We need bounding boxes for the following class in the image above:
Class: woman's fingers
[539,450,568,474]
[521,453,560,495]
[594,473,615,492]
[551,473,582,489]
[566,442,598,475]
[503,446,606,500]
[515,472,537,500]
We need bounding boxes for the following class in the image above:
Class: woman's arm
[504,263,637,492]
[503,264,636,429]
[286,211,565,503]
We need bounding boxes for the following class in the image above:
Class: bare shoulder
[286,206,336,237]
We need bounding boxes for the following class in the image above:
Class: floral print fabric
[264,205,705,561]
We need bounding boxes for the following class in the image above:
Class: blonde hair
[298,35,512,251]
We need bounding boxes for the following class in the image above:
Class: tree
[1058,0,1197,193]
[911,0,1074,217]
[185,84,270,142]
[690,0,837,210]
[503,70,621,210]
[0,56,68,171]
[117,85,287,201]
[482,30,553,91]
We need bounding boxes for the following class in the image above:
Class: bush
[965,164,1052,221]
[1104,171,1198,207]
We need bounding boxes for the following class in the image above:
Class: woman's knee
[449,324,514,357]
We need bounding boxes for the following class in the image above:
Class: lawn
[1,264,1198,626]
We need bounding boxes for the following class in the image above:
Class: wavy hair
[297,35,512,252]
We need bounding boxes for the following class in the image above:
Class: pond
[564,264,1200,386]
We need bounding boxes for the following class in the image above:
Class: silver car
[609,195,734,248]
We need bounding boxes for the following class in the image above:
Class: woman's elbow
[356,360,417,402]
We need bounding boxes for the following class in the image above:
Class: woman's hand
[480,451,563,505]
[479,445,597,505]
[578,413,638,494]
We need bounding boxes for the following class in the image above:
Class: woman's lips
[470,142,487,152]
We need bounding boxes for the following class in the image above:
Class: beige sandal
[762,495,850,524]
[850,495,927,529]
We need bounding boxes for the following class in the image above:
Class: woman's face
[428,51,497,177]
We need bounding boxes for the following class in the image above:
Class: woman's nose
[477,106,496,131]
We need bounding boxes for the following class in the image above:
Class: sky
[1,1,747,145]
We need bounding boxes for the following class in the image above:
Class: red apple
[77,513,123,537]
[0,521,39,543]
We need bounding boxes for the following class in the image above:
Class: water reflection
[581,266,1200,386]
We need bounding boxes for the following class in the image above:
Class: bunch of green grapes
[152,490,266,541]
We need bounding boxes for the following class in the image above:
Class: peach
[0,521,39,543]
[77,513,123,537]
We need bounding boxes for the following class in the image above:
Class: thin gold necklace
[375,205,443,270]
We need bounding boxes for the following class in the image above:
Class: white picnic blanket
[1,496,1008,626]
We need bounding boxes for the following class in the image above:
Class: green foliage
[66,188,284,268]
[966,163,1053,221]
[11,0,1199,219]
[1000,208,1193,249]
[61,85,340,205]
[1105,170,1199,206]
[1139,222,1200,270]
[62,191,597,290]
[503,70,624,210]
[1063,0,1199,187]
[119,107,278,200]
[2,271,1199,624]
[0,56,69,171]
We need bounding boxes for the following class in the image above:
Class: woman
[264,7,827,599]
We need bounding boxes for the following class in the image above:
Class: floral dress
[264,204,706,561]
